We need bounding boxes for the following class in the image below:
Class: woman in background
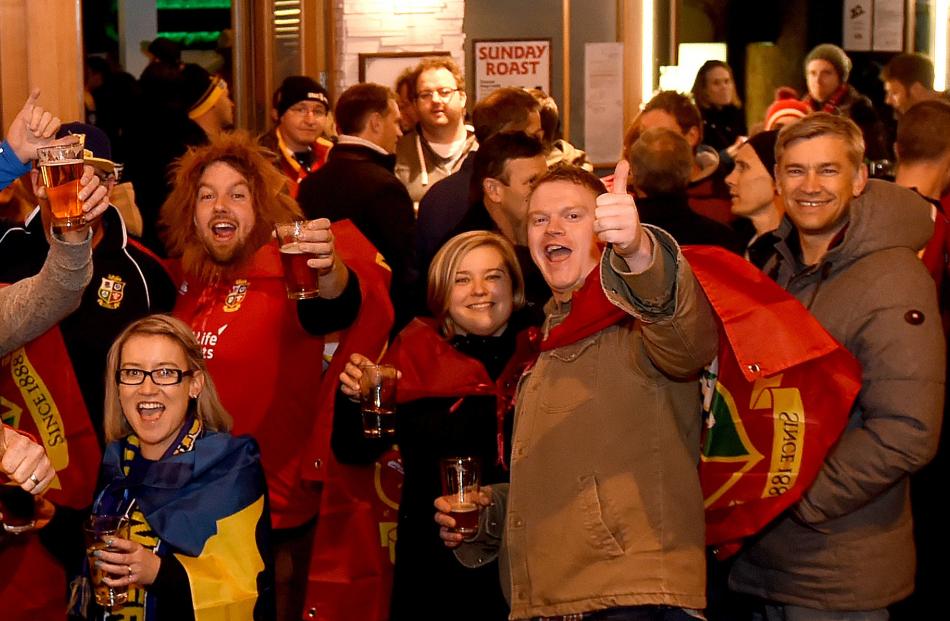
[692,60,746,152]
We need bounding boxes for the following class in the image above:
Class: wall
[465,0,616,149]
[334,0,466,94]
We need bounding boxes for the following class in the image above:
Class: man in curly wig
[161,131,362,621]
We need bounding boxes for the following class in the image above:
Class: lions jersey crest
[223,279,249,313]
[97,274,125,309]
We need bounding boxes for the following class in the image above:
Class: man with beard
[161,132,360,621]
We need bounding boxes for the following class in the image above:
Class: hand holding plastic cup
[84,515,131,609]
[36,136,86,234]
[274,220,320,299]
[440,456,481,538]
[359,363,398,437]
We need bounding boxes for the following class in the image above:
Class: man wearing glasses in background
[395,57,477,204]
[259,76,334,198]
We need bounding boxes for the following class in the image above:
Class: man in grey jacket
[729,113,945,620]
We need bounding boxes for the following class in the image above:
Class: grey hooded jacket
[730,179,946,610]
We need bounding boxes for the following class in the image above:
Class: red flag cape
[683,246,861,558]
[304,221,399,621]
[0,322,100,508]
[384,318,539,469]
[0,292,102,620]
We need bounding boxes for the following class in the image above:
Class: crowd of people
[0,37,946,621]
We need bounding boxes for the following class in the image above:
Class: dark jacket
[636,192,743,254]
[699,104,746,152]
[297,142,416,329]
[804,85,890,161]
[332,318,536,621]
[730,180,946,610]
[0,205,176,441]
[414,152,476,272]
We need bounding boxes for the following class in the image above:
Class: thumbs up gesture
[593,160,653,272]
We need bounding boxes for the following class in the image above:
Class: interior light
[642,0,655,100]
[935,0,949,91]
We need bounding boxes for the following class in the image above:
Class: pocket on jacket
[539,336,598,412]
[577,473,625,558]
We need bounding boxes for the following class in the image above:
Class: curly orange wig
[159,131,302,282]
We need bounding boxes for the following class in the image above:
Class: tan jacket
[502,229,718,619]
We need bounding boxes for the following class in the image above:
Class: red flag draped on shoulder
[1,285,102,620]
[682,246,862,558]
[385,318,539,469]
[303,220,398,621]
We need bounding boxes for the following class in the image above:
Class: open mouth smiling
[544,244,572,261]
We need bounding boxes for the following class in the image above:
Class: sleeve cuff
[0,140,32,172]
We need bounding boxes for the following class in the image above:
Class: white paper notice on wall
[584,42,624,166]
[472,39,552,102]
[843,0,873,51]
[873,0,904,51]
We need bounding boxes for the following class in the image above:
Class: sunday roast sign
[473,39,551,101]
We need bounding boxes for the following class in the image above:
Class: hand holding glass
[274,221,320,299]
[84,515,131,609]
[441,457,481,537]
[36,138,86,234]
[359,364,398,437]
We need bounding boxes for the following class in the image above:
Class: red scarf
[385,318,539,469]
[540,266,627,351]
[803,83,849,114]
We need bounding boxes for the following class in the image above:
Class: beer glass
[359,363,398,437]
[274,221,320,299]
[83,514,131,608]
[36,138,86,233]
[441,456,481,537]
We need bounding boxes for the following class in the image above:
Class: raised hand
[6,90,62,163]
[0,426,55,494]
[593,159,653,271]
[296,218,349,298]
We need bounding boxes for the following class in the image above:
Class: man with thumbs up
[439,162,719,620]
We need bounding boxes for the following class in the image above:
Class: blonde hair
[427,231,525,337]
[103,314,232,444]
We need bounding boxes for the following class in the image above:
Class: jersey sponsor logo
[97,274,126,310]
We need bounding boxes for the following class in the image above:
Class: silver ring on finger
[29,472,40,486]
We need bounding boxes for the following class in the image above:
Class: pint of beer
[441,457,481,537]
[36,140,85,233]
[274,221,320,299]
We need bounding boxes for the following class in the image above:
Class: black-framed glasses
[415,87,460,102]
[116,368,194,386]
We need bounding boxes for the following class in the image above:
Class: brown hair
[427,231,525,337]
[159,131,302,282]
[897,99,950,164]
[881,53,935,90]
[335,82,395,135]
[412,56,466,97]
[775,112,864,171]
[627,127,692,195]
[691,60,742,109]
[103,314,232,444]
[471,87,540,143]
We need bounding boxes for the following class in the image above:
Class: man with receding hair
[297,82,415,327]
[729,113,944,620]
[627,127,740,251]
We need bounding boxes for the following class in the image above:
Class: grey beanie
[805,44,852,83]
